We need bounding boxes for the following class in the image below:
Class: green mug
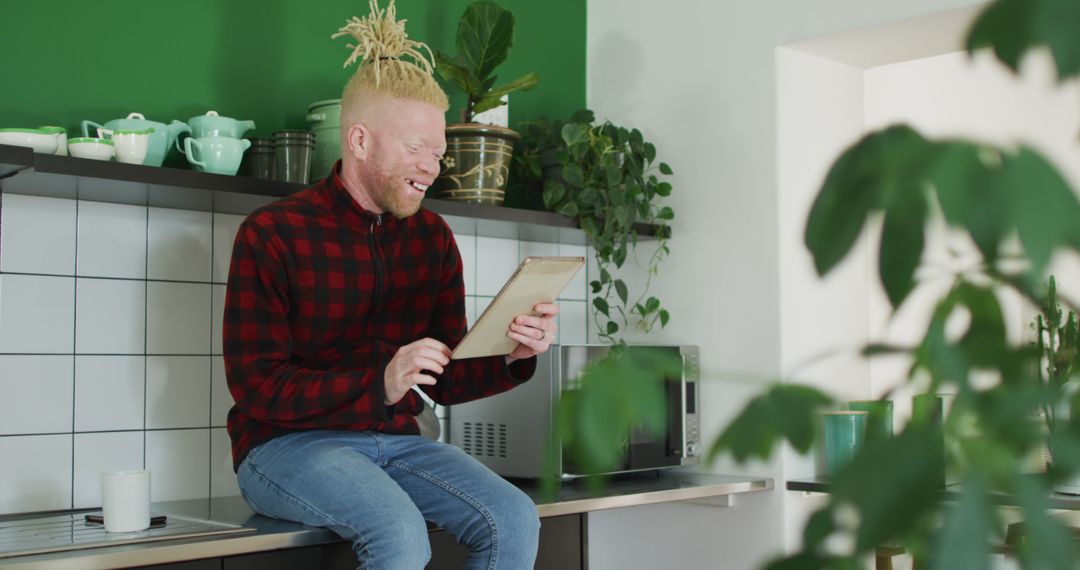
[848,400,893,440]
[823,411,867,476]
[185,136,251,176]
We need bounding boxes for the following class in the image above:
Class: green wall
[0,0,584,158]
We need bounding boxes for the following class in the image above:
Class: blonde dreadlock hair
[333,0,449,131]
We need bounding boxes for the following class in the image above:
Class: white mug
[100,470,151,533]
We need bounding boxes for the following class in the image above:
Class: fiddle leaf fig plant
[434,1,540,123]
[517,109,674,344]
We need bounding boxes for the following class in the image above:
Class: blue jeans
[236,430,540,570]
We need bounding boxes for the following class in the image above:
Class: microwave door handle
[680,360,688,458]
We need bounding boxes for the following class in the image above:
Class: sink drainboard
[0,511,255,559]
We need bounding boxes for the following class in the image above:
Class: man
[222,9,554,568]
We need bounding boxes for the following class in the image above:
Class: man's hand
[506,303,560,363]
[384,338,450,405]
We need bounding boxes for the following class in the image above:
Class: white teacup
[98,127,154,165]
[68,137,115,161]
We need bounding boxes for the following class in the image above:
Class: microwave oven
[449,344,700,478]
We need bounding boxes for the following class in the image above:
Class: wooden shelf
[0,144,668,246]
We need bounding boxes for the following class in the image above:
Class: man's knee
[351,509,432,569]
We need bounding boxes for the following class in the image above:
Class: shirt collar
[316,160,388,229]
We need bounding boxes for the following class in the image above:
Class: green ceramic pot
[433,123,521,206]
[306,99,341,180]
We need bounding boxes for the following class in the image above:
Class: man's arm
[223,219,393,428]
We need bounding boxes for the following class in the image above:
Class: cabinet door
[426,513,583,570]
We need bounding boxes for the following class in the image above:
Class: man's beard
[369,173,423,219]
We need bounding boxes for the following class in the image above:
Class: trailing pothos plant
[705,0,1080,568]
[517,109,675,344]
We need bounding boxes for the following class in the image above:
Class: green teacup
[185,136,251,176]
[848,400,893,440]
[823,411,867,476]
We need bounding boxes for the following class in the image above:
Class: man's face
[356,98,446,218]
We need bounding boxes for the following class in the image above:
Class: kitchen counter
[0,471,771,569]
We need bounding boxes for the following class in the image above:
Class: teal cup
[823,411,867,476]
[184,136,251,175]
[848,400,893,440]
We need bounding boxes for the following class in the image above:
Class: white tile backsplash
[147,356,211,429]
[476,237,519,296]
[558,244,589,300]
[75,356,145,432]
[211,285,226,355]
[559,300,589,345]
[520,241,559,259]
[0,194,76,275]
[147,208,212,282]
[147,282,212,354]
[0,191,597,516]
[211,428,241,498]
[75,278,146,354]
[73,431,144,509]
[0,434,72,514]
[455,233,476,296]
[0,274,74,353]
[211,356,232,428]
[212,213,245,283]
[147,429,210,502]
[0,356,73,435]
[76,201,147,279]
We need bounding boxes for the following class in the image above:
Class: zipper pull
[376,215,383,226]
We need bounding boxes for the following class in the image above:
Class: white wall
[584,1,990,569]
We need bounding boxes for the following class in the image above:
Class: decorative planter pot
[433,123,520,206]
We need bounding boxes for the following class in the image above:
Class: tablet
[451,256,586,359]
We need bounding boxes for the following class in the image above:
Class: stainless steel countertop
[0,471,772,569]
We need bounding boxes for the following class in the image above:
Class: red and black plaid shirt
[224,162,536,470]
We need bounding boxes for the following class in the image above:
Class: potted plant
[516,110,675,344]
[431,0,539,205]
[697,0,1080,566]
[1035,276,1080,493]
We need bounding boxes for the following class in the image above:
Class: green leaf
[605,164,622,188]
[644,143,657,163]
[561,123,589,150]
[562,163,585,188]
[542,180,566,210]
[928,142,1008,263]
[557,201,579,217]
[708,384,832,463]
[593,297,610,316]
[457,1,515,82]
[658,309,670,327]
[805,125,930,277]
[571,109,595,124]
[878,186,927,308]
[434,53,482,95]
[645,297,660,313]
[472,72,541,114]
[966,0,1080,82]
[614,279,628,305]
[606,321,619,335]
[1005,147,1080,275]
[930,472,991,570]
[600,268,612,284]
[657,206,674,220]
[832,428,945,551]
[1015,474,1075,569]
[656,182,672,196]
[590,280,602,294]
[630,128,644,151]
[659,162,672,175]
[612,244,627,268]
